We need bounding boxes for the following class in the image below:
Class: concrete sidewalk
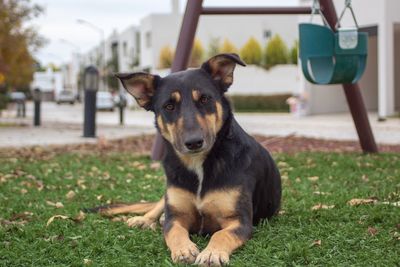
[0,102,399,148]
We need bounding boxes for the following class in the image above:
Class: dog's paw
[126,216,156,230]
[195,249,229,266]
[171,241,199,264]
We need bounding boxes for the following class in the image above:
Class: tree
[290,40,298,65]
[189,39,205,67]
[264,34,289,68]
[0,0,44,113]
[240,37,262,65]
[158,45,174,69]
[220,38,238,54]
[207,37,220,57]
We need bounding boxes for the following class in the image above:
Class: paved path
[0,102,399,148]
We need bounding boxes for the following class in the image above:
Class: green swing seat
[299,23,368,84]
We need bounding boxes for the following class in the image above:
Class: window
[264,30,272,39]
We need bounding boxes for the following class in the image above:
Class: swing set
[151,0,378,160]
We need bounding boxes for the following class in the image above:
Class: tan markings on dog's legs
[195,220,244,266]
[198,189,240,220]
[171,91,181,102]
[167,186,196,217]
[165,187,199,263]
[127,197,165,229]
[192,89,200,101]
[165,220,199,264]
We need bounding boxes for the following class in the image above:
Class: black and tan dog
[106,53,281,266]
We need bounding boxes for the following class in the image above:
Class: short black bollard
[119,93,126,125]
[83,66,99,138]
[32,88,42,126]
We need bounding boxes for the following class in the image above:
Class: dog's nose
[184,138,204,151]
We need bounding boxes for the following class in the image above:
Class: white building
[299,0,400,118]
[31,68,63,101]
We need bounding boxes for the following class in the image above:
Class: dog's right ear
[115,72,160,111]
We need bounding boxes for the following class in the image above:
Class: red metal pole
[319,0,378,153]
[151,0,204,160]
[202,7,312,15]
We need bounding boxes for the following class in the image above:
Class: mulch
[1,134,399,160]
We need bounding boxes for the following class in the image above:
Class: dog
[105,53,281,266]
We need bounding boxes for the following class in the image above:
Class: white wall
[140,13,298,71]
[118,26,139,73]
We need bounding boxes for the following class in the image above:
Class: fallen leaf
[308,176,319,182]
[20,188,28,194]
[83,258,92,265]
[311,204,335,210]
[66,190,76,200]
[73,211,86,222]
[312,240,322,246]
[46,215,69,227]
[46,201,64,208]
[367,227,378,236]
[347,198,377,206]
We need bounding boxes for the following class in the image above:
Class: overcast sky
[31,0,298,65]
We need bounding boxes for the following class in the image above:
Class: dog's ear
[115,72,160,111]
[201,53,246,92]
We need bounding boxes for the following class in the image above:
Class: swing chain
[335,0,359,30]
[309,0,331,29]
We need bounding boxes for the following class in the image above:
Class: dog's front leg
[195,219,252,266]
[164,217,199,264]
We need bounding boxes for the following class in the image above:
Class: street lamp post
[83,66,99,137]
[32,88,42,127]
[77,19,106,91]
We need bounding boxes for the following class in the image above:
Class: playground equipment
[151,0,378,159]
[299,0,368,84]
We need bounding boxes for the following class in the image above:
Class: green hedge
[228,94,290,113]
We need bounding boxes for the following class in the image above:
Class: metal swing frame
[151,0,378,159]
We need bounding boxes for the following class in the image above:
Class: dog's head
[116,53,245,156]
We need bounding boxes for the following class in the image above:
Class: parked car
[96,91,114,111]
[56,90,75,104]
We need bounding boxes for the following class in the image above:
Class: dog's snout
[184,137,204,151]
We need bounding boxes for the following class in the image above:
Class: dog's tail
[84,201,159,217]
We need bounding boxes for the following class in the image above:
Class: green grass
[0,152,399,266]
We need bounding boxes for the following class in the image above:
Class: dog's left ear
[201,53,246,92]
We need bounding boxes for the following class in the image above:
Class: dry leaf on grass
[367,227,378,236]
[150,162,161,170]
[311,204,335,210]
[380,201,400,207]
[313,191,331,195]
[73,211,86,222]
[46,201,64,208]
[312,240,322,246]
[46,215,69,227]
[347,198,377,206]
[308,176,319,182]
[66,190,76,200]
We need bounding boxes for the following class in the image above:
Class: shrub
[290,40,298,65]
[158,45,174,69]
[207,37,221,57]
[189,39,205,67]
[220,38,238,54]
[240,37,262,65]
[228,94,291,113]
[264,34,289,68]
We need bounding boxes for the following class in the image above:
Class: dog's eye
[164,103,175,111]
[200,95,210,104]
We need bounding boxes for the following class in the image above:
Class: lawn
[0,150,399,266]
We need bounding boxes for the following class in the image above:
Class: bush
[228,94,291,113]
[240,37,262,65]
[158,45,174,69]
[264,34,289,68]
[290,40,298,65]
[207,37,221,57]
[189,39,205,67]
[220,38,238,54]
